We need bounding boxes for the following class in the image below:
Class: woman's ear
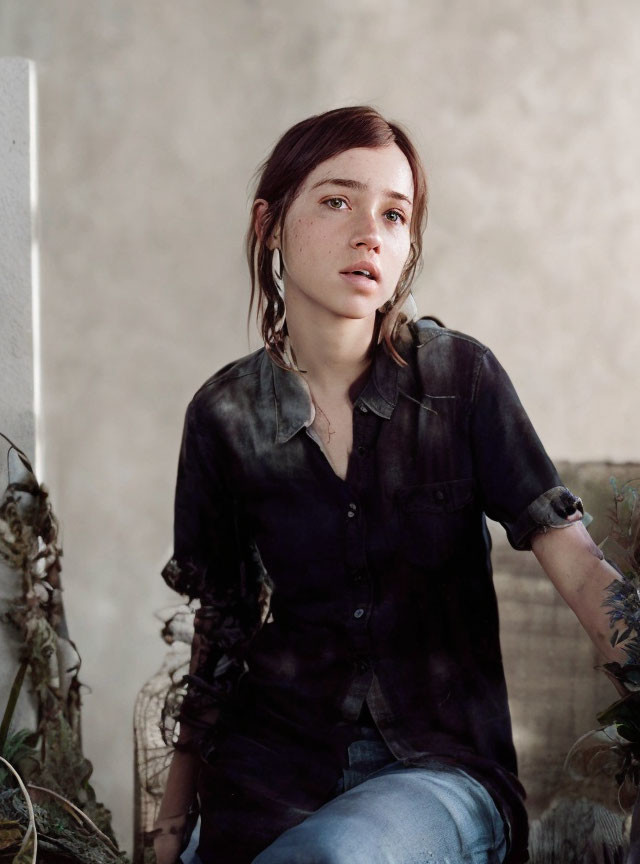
[253,199,279,250]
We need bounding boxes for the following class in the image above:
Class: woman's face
[274,144,414,321]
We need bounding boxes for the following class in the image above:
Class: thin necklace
[311,395,335,443]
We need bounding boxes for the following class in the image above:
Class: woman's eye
[325,197,347,210]
[385,210,406,224]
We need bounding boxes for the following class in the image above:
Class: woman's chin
[332,297,387,321]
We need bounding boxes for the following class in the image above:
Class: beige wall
[1,0,638,851]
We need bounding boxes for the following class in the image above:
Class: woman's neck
[285,305,379,398]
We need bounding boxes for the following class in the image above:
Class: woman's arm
[154,396,268,864]
[153,708,219,864]
[152,751,200,864]
[530,519,629,670]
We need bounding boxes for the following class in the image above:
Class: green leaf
[0,663,29,756]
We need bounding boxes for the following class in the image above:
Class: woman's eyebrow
[310,177,413,206]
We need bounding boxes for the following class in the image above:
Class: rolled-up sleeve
[469,347,583,551]
[161,396,266,742]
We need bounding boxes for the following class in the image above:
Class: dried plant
[0,434,127,864]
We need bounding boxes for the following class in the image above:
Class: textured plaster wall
[0,57,36,467]
[0,0,639,852]
[0,57,39,738]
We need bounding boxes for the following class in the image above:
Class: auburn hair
[245,106,428,368]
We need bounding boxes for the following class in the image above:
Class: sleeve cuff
[507,485,584,551]
[161,556,203,599]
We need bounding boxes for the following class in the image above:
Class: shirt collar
[269,332,403,445]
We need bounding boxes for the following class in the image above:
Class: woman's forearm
[156,748,201,823]
[156,706,221,818]
[153,747,200,864]
[153,708,219,864]
[531,521,629,665]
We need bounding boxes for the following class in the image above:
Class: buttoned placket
[338,398,382,720]
[270,343,399,721]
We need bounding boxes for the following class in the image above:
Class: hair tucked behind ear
[245,106,428,369]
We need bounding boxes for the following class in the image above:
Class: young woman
[153,106,626,864]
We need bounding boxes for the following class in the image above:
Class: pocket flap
[396,478,474,513]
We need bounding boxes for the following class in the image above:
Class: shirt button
[347,502,357,517]
[357,445,366,456]
[435,490,445,501]
[358,404,369,413]
[353,608,365,619]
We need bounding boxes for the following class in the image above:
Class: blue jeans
[181,731,508,864]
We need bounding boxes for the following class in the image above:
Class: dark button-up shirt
[162,317,583,864]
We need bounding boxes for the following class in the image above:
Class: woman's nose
[350,211,382,251]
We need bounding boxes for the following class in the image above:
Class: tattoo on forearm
[604,575,640,662]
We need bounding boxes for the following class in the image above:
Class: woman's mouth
[340,271,379,290]
[339,262,380,284]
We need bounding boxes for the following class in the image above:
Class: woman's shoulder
[404,316,492,369]
[187,346,267,420]
[402,316,497,400]
[406,316,489,356]
[195,346,265,392]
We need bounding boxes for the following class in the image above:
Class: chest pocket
[395,478,475,569]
